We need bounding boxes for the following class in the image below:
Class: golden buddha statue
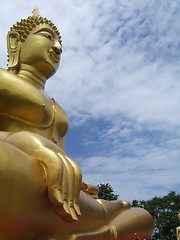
[0,9,153,240]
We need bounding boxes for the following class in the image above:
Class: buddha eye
[37,31,54,41]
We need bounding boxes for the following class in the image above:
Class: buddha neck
[17,64,47,89]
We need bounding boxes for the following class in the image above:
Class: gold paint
[177,213,180,240]
[0,9,154,240]
[0,98,55,129]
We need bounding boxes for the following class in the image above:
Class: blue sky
[0,0,179,202]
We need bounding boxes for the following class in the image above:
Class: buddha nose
[52,41,62,54]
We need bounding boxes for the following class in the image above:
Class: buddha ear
[7,31,21,70]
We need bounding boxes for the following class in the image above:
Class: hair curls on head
[10,8,61,42]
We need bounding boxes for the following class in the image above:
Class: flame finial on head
[29,8,42,18]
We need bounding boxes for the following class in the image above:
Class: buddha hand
[0,131,82,222]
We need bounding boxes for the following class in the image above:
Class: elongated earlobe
[7,31,21,70]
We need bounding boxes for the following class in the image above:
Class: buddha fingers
[58,152,82,222]
[65,155,82,216]
[55,152,72,221]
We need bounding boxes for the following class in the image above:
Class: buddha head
[7,9,62,78]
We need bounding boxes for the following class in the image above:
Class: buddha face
[19,24,62,78]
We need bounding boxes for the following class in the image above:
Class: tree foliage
[132,191,180,240]
[97,183,119,201]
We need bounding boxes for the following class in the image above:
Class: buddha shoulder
[0,68,52,124]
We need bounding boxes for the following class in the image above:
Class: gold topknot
[10,8,61,42]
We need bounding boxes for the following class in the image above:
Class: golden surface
[176,213,180,240]
[0,9,154,240]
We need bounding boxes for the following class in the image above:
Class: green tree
[97,183,119,201]
[131,191,180,240]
